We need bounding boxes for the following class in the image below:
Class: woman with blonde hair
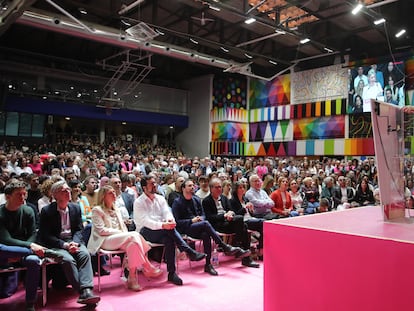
[88,185,162,291]
[222,179,233,200]
[261,174,274,195]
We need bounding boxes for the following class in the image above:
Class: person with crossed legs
[172,179,247,276]
[134,175,206,286]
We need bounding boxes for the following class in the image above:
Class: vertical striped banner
[324,139,335,155]
[325,100,331,116]
[315,101,321,117]
[306,140,315,155]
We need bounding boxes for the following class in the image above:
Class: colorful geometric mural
[249,120,291,142]
[349,113,372,138]
[211,122,248,142]
[292,98,347,118]
[249,75,290,109]
[293,116,345,140]
[212,76,247,109]
[208,138,375,156]
[210,107,248,123]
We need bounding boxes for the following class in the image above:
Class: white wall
[177,75,213,157]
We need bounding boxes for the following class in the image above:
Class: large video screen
[348,61,405,113]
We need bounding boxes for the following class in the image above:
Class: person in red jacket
[270,177,299,217]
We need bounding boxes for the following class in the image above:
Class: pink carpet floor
[0,255,263,311]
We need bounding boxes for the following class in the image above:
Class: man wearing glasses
[172,179,244,276]
[38,181,100,306]
[134,175,206,286]
[203,178,259,268]
[245,174,279,220]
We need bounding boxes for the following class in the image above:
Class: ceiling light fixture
[324,47,334,53]
[275,29,286,35]
[220,46,229,52]
[300,38,310,44]
[209,5,220,11]
[121,19,131,26]
[352,3,363,15]
[395,29,406,38]
[245,17,256,25]
[269,60,278,65]
[190,38,199,44]
[374,18,386,25]
[245,53,253,59]
[79,8,87,15]
[155,29,165,35]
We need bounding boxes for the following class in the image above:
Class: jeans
[0,244,41,304]
[51,244,94,292]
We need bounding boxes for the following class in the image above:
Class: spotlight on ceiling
[300,38,310,44]
[352,3,363,15]
[324,47,334,53]
[395,29,406,38]
[269,60,278,65]
[245,17,256,24]
[220,46,229,53]
[374,18,385,25]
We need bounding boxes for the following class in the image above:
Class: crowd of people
[2,139,414,310]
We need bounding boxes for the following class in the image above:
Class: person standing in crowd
[134,175,207,286]
[38,181,100,306]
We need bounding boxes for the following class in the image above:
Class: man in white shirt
[134,176,206,286]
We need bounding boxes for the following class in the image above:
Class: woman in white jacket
[88,185,162,291]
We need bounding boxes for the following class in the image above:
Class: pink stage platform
[264,206,414,311]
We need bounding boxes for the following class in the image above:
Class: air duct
[16,9,265,78]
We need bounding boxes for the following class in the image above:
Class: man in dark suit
[172,179,244,276]
[110,176,135,231]
[203,178,259,268]
[38,180,100,306]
